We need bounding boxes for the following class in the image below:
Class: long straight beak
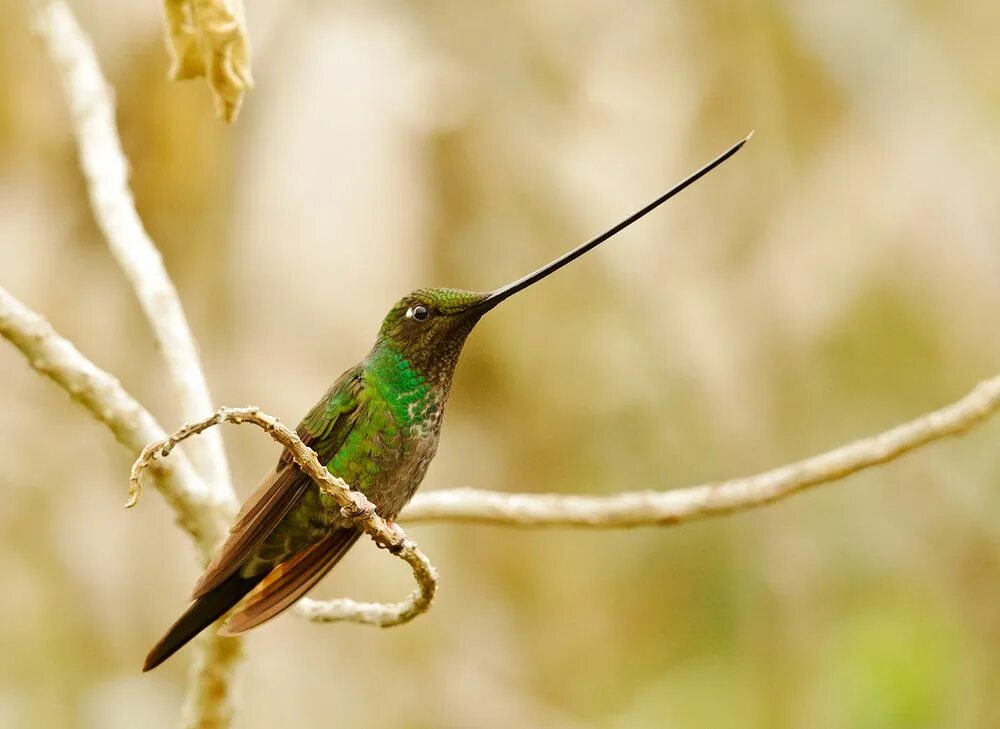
[478,131,753,310]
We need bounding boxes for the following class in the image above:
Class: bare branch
[33,0,233,494]
[0,285,232,550]
[180,624,242,729]
[162,0,253,122]
[401,373,1000,527]
[129,407,439,628]
[0,284,241,729]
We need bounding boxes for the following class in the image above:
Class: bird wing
[219,527,362,635]
[191,366,366,599]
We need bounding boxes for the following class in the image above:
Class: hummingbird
[143,134,750,671]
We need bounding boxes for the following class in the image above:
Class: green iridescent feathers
[297,366,364,461]
[366,347,435,426]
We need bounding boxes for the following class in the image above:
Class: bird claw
[382,519,408,553]
[339,497,375,521]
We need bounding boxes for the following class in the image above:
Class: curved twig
[129,407,439,628]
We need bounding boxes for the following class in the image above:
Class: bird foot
[339,496,375,521]
[384,519,408,554]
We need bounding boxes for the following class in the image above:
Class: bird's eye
[406,304,429,321]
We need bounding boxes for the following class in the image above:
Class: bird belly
[325,429,439,523]
[243,397,441,578]
[240,437,435,579]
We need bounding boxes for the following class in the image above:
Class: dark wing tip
[142,651,162,673]
[142,636,177,672]
[142,571,263,672]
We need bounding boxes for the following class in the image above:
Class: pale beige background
[1,0,999,727]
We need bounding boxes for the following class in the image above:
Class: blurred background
[2,0,1000,726]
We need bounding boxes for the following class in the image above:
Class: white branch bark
[129,407,439,629]
[0,286,232,548]
[33,0,233,495]
[401,373,1000,527]
[179,625,243,729]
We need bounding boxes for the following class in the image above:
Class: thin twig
[0,286,231,551]
[401,373,1000,527]
[33,0,233,494]
[129,407,439,628]
[180,624,242,729]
